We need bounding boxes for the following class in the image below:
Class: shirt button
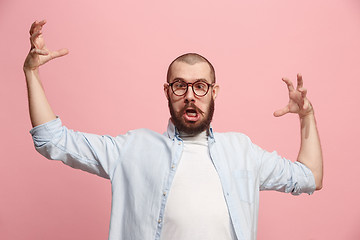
[163,191,167,196]
[171,164,176,170]
[158,218,162,224]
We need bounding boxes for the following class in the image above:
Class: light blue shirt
[30,118,315,240]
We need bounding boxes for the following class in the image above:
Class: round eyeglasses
[168,80,214,97]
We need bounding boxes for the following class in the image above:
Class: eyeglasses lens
[172,81,209,96]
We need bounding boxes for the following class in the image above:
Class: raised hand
[273,74,314,118]
[23,20,69,71]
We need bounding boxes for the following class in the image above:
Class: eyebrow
[173,78,209,83]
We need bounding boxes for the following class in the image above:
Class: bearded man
[25,20,323,240]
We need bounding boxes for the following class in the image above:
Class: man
[25,20,323,240]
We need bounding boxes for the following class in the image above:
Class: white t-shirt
[161,131,237,240]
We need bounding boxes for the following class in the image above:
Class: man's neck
[179,130,208,142]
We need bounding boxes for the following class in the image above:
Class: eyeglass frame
[167,79,215,97]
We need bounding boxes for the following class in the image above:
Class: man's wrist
[299,108,315,120]
[24,67,40,81]
[23,66,38,73]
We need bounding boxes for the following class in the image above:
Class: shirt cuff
[29,117,63,147]
[292,161,316,195]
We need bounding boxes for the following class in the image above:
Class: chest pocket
[233,170,255,203]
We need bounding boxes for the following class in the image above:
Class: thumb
[50,48,69,59]
[273,106,289,117]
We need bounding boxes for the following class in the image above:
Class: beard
[168,98,215,135]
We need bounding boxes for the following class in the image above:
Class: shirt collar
[166,118,214,141]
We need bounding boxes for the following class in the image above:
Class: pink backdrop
[1,0,359,239]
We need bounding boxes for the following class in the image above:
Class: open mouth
[184,108,200,122]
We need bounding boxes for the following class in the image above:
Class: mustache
[180,102,205,116]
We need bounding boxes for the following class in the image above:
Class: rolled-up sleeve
[30,117,122,179]
[258,149,316,195]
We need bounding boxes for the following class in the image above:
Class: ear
[212,84,219,100]
[164,83,170,100]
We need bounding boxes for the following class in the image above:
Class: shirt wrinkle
[30,117,316,240]
[52,141,100,166]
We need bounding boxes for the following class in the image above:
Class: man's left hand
[273,74,314,118]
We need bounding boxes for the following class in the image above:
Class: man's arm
[274,74,323,190]
[24,21,122,179]
[23,20,69,127]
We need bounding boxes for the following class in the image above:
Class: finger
[304,100,313,112]
[29,21,37,35]
[50,48,69,59]
[273,106,290,117]
[299,87,307,99]
[29,19,46,35]
[303,99,310,110]
[30,20,46,33]
[30,31,42,47]
[282,77,295,92]
[296,73,303,90]
[30,48,49,55]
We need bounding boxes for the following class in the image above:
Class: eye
[194,82,207,90]
[173,81,187,88]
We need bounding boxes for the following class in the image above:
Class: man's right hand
[24,20,67,127]
[23,20,69,71]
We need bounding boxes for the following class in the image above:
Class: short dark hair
[166,53,216,83]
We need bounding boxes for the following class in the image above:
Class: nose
[184,84,196,102]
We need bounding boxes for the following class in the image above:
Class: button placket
[156,136,183,235]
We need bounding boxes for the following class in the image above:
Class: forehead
[169,61,212,83]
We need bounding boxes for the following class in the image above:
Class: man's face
[164,61,219,135]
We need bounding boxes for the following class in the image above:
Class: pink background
[1,0,360,239]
